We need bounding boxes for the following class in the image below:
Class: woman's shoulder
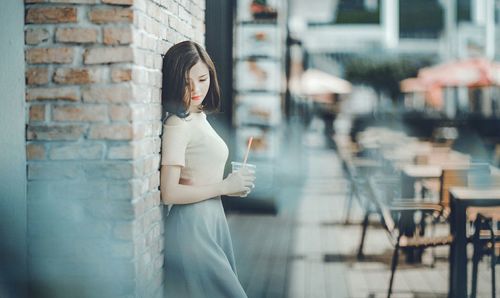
[163,114,189,127]
[162,115,193,143]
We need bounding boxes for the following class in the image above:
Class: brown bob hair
[161,40,221,120]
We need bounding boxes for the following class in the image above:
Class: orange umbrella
[417,58,499,88]
[426,85,444,109]
[491,62,500,86]
[401,58,499,109]
[400,77,426,93]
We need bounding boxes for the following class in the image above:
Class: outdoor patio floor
[228,122,499,298]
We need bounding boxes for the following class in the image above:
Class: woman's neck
[188,107,203,114]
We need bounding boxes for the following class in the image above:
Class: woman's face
[187,61,210,112]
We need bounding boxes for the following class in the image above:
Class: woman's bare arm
[160,165,255,205]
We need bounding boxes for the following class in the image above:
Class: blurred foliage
[335,0,380,24]
[336,10,380,24]
[344,56,435,101]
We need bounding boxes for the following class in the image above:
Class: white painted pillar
[444,0,457,60]
[485,0,495,59]
[382,0,399,49]
[472,0,486,25]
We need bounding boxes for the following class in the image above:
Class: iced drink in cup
[230,136,256,197]
[230,161,256,197]
[231,161,256,174]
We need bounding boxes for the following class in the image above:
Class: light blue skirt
[163,197,247,297]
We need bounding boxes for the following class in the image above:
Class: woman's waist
[181,165,225,181]
[168,196,223,215]
[179,176,223,185]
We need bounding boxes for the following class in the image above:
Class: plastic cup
[231,162,256,174]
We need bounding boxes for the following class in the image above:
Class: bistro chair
[470,209,500,298]
[366,176,452,298]
[358,164,485,258]
[389,163,491,264]
[335,135,381,225]
[469,172,500,298]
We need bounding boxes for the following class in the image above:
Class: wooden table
[403,165,442,180]
[401,165,442,199]
[448,187,500,298]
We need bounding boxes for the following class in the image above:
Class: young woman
[160,40,255,297]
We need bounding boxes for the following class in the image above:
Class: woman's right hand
[222,167,255,196]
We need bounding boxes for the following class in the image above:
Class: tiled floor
[228,123,499,298]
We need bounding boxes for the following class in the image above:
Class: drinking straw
[243,136,253,166]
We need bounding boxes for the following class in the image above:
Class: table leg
[401,173,419,263]
[449,199,467,298]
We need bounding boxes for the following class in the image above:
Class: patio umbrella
[400,77,443,108]
[492,62,500,86]
[400,77,426,93]
[296,69,352,96]
[402,58,500,110]
[417,58,499,88]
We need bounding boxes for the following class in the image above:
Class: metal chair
[470,208,500,298]
[366,176,452,298]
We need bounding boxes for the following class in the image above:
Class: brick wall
[24,0,205,297]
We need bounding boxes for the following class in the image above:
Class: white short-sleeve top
[161,112,229,185]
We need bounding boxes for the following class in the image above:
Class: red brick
[108,144,134,159]
[26,48,74,64]
[26,143,46,160]
[25,28,50,45]
[89,8,133,24]
[26,87,79,101]
[52,105,107,122]
[82,85,133,103]
[88,124,133,140]
[111,68,132,82]
[55,28,98,43]
[103,27,132,45]
[49,0,98,3]
[26,67,49,85]
[53,68,102,84]
[26,7,77,24]
[83,47,133,64]
[29,105,46,122]
[102,0,133,5]
[27,125,85,140]
[49,143,104,160]
[109,104,131,121]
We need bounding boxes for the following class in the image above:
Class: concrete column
[382,0,399,49]
[0,1,27,297]
[444,0,457,60]
[485,0,495,59]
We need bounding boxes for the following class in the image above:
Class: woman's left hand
[227,183,255,197]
